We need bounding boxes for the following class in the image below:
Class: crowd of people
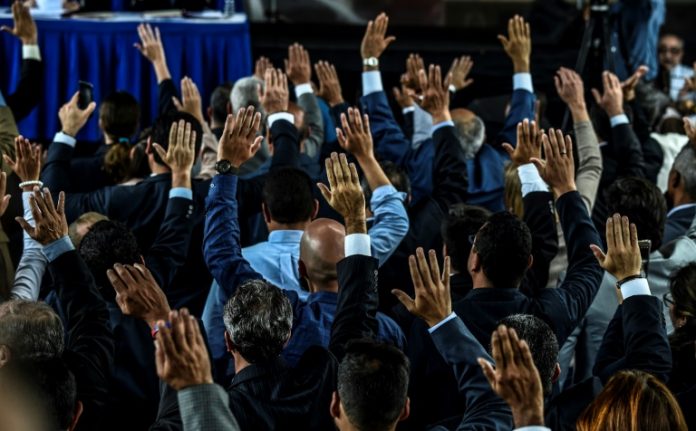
[0,1,695,430]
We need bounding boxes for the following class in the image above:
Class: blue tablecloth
[0,14,252,141]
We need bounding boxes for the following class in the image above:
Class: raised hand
[317,152,366,234]
[260,68,289,115]
[530,128,576,197]
[134,23,170,82]
[3,136,41,184]
[621,65,648,102]
[314,61,344,107]
[16,187,69,246]
[392,74,416,109]
[0,173,10,217]
[0,0,37,45]
[154,309,213,391]
[337,107,374,161]
[478,326,545,428]
[217,106,263,168]
[684,117,696,143]
[107,263,171,329]
[591,71,624,117]
[415,65,451,123]
[554,67,586,110]
[405,53,425,92]
[59,91,97,137]
[497,15,532,73]
[392,248,452,328]
[172,77,205,126]
[152,120,196,188]
[360,12,396,62]
[254,56,274,80]
[502,119,541,166]
[678,62,696,97]
[590,213,642,283]
[284,43,312,86]
[448,55,474,91]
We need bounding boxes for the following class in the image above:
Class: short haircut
[660,33,684,47]
[453,115,485,159]
[99,91,140,140]
[498,314,559,396]
[0,300,64,360]
[79,220,140,292]
[150,111,204,167]
[68,212,109,247]
[441,204,491,273]
[337,340,410,431]
[223,279,292,364]
[672,144,696,200]
[605,177,667,249]
[210,82,233,124]
[230,76,264,114]
[364,160,411,207]
[474,212,532,287]
[262,168,315,224]
[668,263,696,352]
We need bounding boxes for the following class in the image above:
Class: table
[0,13,252,141]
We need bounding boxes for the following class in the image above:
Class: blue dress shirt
[242,230,306,299]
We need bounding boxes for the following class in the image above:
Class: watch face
[216,160,232,173]
[364,57,378,66]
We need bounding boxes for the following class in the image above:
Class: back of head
[498,314,559,396]
[99,91,140,141]
[68,211,109,249]
[79,220,140,291]
[150,111,204,167]
[606,177,667,249]
[223,279,292,364]
[0,300,64,361]
[263,168,315,224]
[337,340,410,431]
[504,162,523,218]
[671,144,696,201]
[452,110,486,159]
[577,370,687,431]
[103,142,133,184]
[364,160,410,206]
[300,218,345,287]
[441,204,491,274]
[669,262,696,350]
[210,82,233,125]
[231,76,264,114]
[474,212,532,287]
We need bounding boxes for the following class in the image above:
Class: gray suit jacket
[178,384,240,431]
[296,91,324,160]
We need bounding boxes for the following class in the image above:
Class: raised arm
[261,68,301,171]
[286,43,324,160]
[135,24,177,116]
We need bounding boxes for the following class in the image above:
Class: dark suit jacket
[5,58,42,122]
[663,205,696,245]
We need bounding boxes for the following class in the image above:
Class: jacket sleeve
[430,125,468,213]
[609,123,646,179]
[367,185,409,267]
[573,121,603,212]
[360,91,411,167]
[520,191,559,296]
[158,78,180,117]
[296,92,324,160]
[6,58,43,122]
[494,89,536,148]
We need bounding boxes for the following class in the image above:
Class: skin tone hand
[317,152,367,235]
[678,62,696,98]
[4,136,42,190]
[554,67,589,122]
[314,61,344,107]
[392,248,452,328]
[448,55,474,91]
[502,119,541,166]
[392,74,416,109]
[0,0,37,45]
[260,68,289,115]
[254,56,274,80]
[172,77,205,126]
[16,187,69,246]
[620,65,648,102]
[0,173,10,217]
[107,263,171,330]
[590,214,642,283]
[152,120,196,189]
[59,91,97,137]
[415,65,452,124]
[497,15,532,73]
[284,43,312,86]
[591,71,624,118]
[405,53,425,92]
[683,117,696,143]
[360,12,396,68]
[530,128,577,198]
[154,308,214,391]
[217,106,263,168]
[134,23,171,83]
[337,108,390,190]
[478,326,545,428]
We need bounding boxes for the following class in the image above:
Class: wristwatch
[363,57,379,67]
[215,159,239,175]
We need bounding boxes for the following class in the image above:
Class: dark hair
[99,91,140,140]
[79,220,140,293]
[668,263,696,352]
[474,212,532,287]
[262,168,315,224]
[364,160,411,206]
[0,300,64,359]
[150,111,204,167]
[103,142,132,184]
[222,279,293,364]
[337,340,410,431]
[441,205,491,273]
[605,177,667,250]
[498,314,559,396]
[210,83,233,124]
[672,144,696,201]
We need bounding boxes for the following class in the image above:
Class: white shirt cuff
[514,427,551,431]
[345,233,371,257]
[448,84,457,93]
[517,163,549,196]
[362,71,383,96]
[428,312,457,333]
[610,114,630,127]
[621,278,651,299]
[267,112,294,128]
[54,132,77,147]
[294,83,313,99]
[22,45,41,61]
[513,73,534,93]
[402,106,416,114]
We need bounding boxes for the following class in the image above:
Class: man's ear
[670,170,682,190]
[398,397,411,422]
[330,391,341,420]
[527,254,534,270]
[470,250,481,273]
[262,202,272,224]
[207,107,213,122]
[225,331,235,354]
[0,345,11,368]
[311,199,319,220]
[68,400,84,431]
[146,137,153,155]
[552,363,561,383]
[299,259,308,281]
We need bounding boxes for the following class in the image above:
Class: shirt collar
[268,230,305,244]
[306,291,338,304]
[667,203,696,218]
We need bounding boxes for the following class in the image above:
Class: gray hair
[230,76,265,115]
[222,279,292,363]
[0,300,64,360]
[672,144,696,200]
[454,115,486,159]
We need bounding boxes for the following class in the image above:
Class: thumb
[501,143,514,158]
[478,358,497,388]
[591,88,602,105]
[336,128,348,150]
[172,97,183,111]
[0,26,14,34]
[496,35,509,48]
[316,182,332,203]
[529,157,546,173]
[384,36,396,45]
[250,136,263,155]
[391,289,416,313]
[84,101,97,117]
[15,217,35,238]
[589,244,607,266]
[152,143,168,162]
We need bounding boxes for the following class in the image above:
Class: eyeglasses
[663,292,675,307]
[659,46,682,55]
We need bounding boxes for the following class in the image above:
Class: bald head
[300,218,346,290]
[451,108,485,158]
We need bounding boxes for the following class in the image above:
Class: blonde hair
[504,162,524,218]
